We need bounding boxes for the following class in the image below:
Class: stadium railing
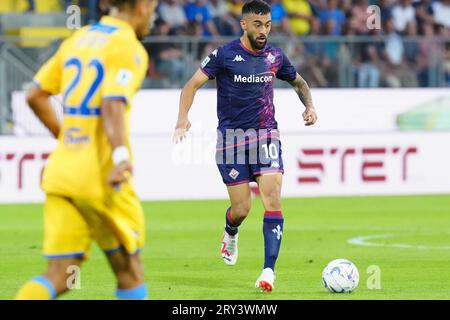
[0,35,449,134]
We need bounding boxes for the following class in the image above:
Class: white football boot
[221,231,238,265]
[255,268,275,292]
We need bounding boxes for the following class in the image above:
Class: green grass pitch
[1,195,450,300]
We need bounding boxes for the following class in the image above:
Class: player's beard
[248,34,267,51]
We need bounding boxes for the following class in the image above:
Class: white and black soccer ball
[322,259,359,293]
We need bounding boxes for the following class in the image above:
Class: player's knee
[232,201,251,222]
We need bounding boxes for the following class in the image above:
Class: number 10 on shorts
[261,143,279,160]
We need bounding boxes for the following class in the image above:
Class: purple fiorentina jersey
[200,39,297,132]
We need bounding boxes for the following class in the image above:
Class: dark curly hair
[242,0,271,16]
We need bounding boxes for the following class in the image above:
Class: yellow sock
[16,276,56,300]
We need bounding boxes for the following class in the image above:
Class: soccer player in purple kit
[173,0,317,292]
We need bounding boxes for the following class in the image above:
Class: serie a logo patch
[116,69,132,86]
[201,56,211,69]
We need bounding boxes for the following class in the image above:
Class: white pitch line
[347,234,450,250]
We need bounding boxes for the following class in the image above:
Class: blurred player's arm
[101,99,132,187]
[289,73,318,126]
[173,69,209,143]
[26,86,61,138]
[28,43,64,138]
[101,43,148,187]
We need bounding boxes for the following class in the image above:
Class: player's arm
[101,99,132,187]
[26,86,61,138]
[100,42,148,188]
[101,100,127,149]
[173,69,209,143]
[289,73,318,126]
[28,42,64,138]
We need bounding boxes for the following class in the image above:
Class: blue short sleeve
[276,51,297,82]
[200,47,224,80]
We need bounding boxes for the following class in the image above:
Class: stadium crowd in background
[0,0,449,87]
[149,0,450,88]
[148,0,450,37]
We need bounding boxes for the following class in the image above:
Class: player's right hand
[303,108,318,126]
[108,160,133,188]
[173,118,192,144]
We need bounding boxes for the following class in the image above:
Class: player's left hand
[108,160,133,188]
[303,108,318,126]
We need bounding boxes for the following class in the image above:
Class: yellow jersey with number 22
[34,16,148,200]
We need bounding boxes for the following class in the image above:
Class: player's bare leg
[16,257,82,300]
[106,249,147,299]
[254,173,283,292]
[222,183,252,265]
[257,172,282,211]
[227,182,252,225]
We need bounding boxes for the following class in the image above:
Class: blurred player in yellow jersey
[16,0,158,300]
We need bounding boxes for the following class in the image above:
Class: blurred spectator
[185,0,220,36]
[383,18,404,66]
[28,0,35,11]
[34,0,63,12]
[382,18,404,86]
[59,0,73,10]
[319,19,340,85]
[357,28,383,87]
[403,21,419,63]
[80,0,102,23]
[227,0,244,21]
[414,0,435,31]
[158,0,188,35]
[186,20,204,36]
[207,0,240,35]
[282,0,312,35]
[349,0,372,35]
[440,22,450,38]
[60,0,72,9]
[307,0,322,12]
[358,44,381,87]
[287,41,306,70]
[86,0,100,23]
[305,17,324,55]
[0,0,68,13]
[323,20,340,58]
[444,42,450,86]
[432,0,450,28]
[416,23,443,86]
[382,18,418,87]
[404,21,424,84]
[147,19,184,87]
[339,0,352,19]
[0,0,29,12]
[318,0,346,35]
[378,0,393,24]
[187,20,215,70]
[268,0,293,35]
[57,1,111,23]
[391,0,415,33]
[300,20,330,87]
